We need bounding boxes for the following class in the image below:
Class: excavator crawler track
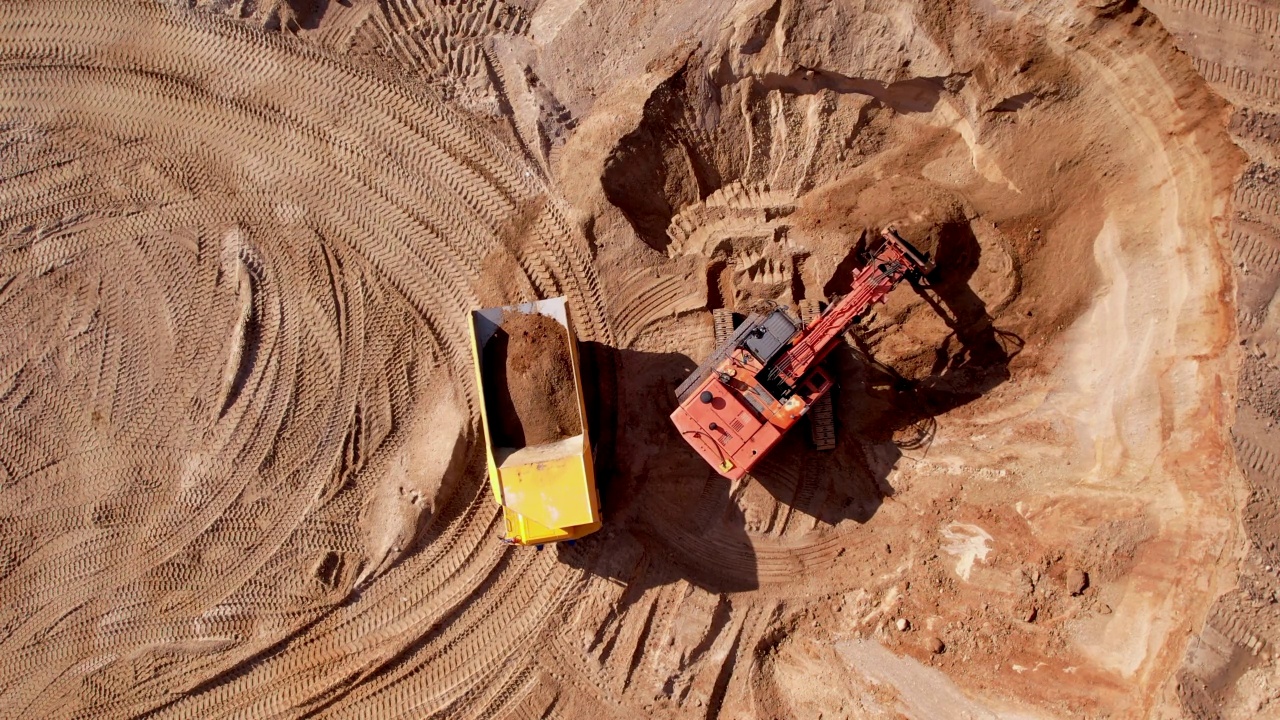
[712,308,737,345]
[799,299,837,451]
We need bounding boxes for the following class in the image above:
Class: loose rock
[1066,568,1090,596]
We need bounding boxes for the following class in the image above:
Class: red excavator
[670,227,932,480]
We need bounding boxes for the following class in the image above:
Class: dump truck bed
[469,297,601,545]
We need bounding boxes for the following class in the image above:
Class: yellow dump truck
[468,297,601,545]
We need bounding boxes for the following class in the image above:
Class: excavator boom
[770,228,929,386]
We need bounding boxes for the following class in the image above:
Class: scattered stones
[926,636,945,654]
[896,618,910,631]
[1024,607,1038,623]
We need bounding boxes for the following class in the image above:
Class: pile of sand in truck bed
[483,311,582,447]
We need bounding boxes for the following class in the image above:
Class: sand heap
[484,311,581,447]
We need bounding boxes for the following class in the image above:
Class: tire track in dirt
[141,496,508,718]
[0,1,610,716]
[0,69,465,379]
[665,182,797,259]
[611,269,706,346]
[644,503,869,588]
[0,213,284,687]
[1237,183,1280,221]
[1191,57,1280,110]
[368,0,530,82]
[0,6,611,342]
[1233,430,1280,488]
[1149,0,1280,37]
[1231,224,1280,276]
[316,550,573,719]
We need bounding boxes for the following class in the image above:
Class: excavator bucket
[882,226,935,277]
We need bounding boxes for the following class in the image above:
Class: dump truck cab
[469,297,601,545]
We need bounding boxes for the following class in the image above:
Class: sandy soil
[1136,1,1280,716]
[484,311,580,447]
[0,0,1266,717]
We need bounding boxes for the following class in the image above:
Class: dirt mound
[484,311,581,447]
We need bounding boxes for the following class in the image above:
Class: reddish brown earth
[0,0,1269,718]
[1137,1,1280,715]
[484,311,581,447]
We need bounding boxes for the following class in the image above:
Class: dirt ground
[1135,1,1280,716]
[0,0,1271,717]
[484,311,580,447]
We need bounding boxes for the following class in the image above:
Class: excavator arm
[770,228,931,387]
